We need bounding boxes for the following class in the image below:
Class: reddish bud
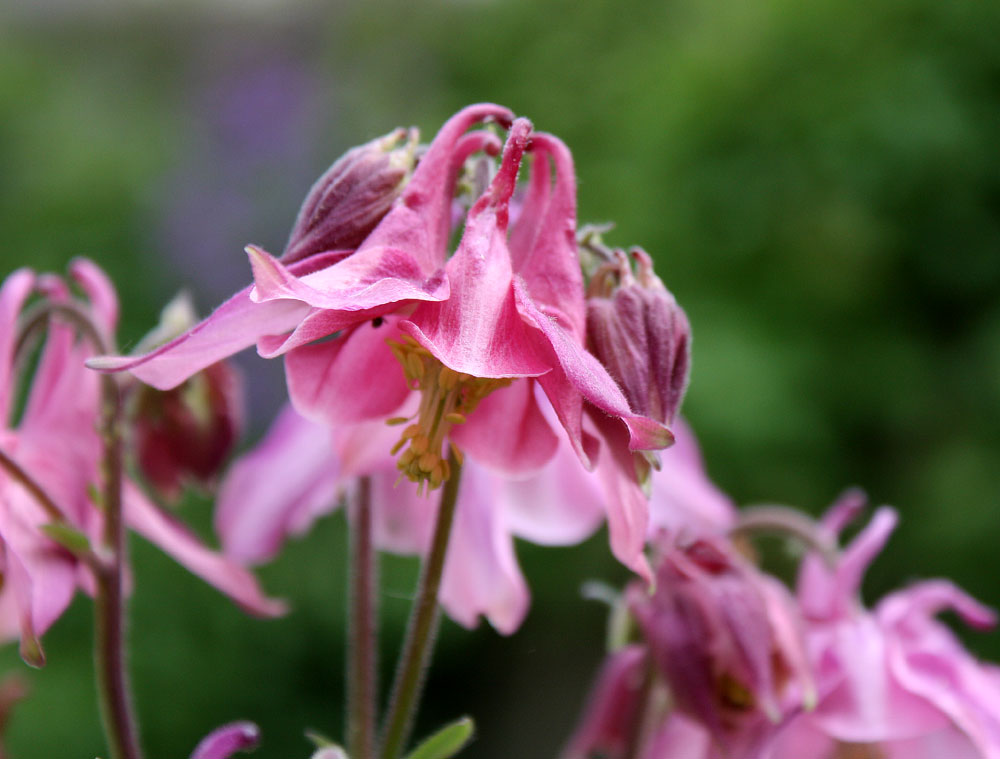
[130,295,244,501]
[282,127,419,263]
[586,248,690,424]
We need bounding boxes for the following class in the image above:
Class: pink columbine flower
[764,502,1000,759]
[0,262,283,664]
[89,105,674,578]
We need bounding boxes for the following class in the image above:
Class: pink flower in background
[764,503,1000,759]
[0,262,283,664]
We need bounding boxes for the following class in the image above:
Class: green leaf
[40,522,91,556]
[403,716,475,759]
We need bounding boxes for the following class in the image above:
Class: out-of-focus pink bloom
[130,295,245,501]
[189,721,260,759]
[217,401,606,634]
[628,534,813,758]
[90,105,674,579]
[764,504,1000,759]
[0,262,283,664]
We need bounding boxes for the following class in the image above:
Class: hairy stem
[379,452,463,759]
[348,477,378,759]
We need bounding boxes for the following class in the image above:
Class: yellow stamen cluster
[387,336,511,493]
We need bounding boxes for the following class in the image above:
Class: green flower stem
[379,451,463,759]
[348,477,378,759]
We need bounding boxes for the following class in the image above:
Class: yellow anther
[439,366,458,391]
[402,424,420,440]
[429,463,444,489]
[444,412,466,425]
[449,442,464,466]
[441,457,452,482]
[386,416,410,426]
[418,451,438,472]
[406,352,425,379]
[398,448,417,468]
[390,437,407,456]
[410,435,429,455]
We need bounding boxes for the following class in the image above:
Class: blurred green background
[2,0,1000,756]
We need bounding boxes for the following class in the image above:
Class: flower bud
[189,721,260,759]
[282,127,419,263]
[586,248,690,425]
[130,294,244,501]
[628,535,812,751]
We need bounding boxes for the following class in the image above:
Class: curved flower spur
[89,105,675,577]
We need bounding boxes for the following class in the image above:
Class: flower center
[387,335,510,493]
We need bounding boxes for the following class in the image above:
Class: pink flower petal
[449,379,558,476]
[0,269,35,418]
[283,317,411,426]
[86,251,347,390]
[510,133,586,339]
[401,120,552,379]
[514,278,673,452]
[68,257,119,335]
[215,406,342,564]
[123,482,287,617]
[439,462,529,634]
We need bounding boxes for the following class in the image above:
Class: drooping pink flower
[90,105,674,578]
[764,503,1000,759]
[0,262,283,664]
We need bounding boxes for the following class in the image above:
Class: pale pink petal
[648,417,736,536]
[283,317,411,426]
[514,278,673,452]
[885,728,983,759]
[835,507,898,603]
[124,482,287,617]
[878,580,997,632]
[0,269,35,417]
[439,462,529,634]
[498,435,605,546]
[641,714,712,759]
[215,406,342,564]
[256,304,396,358]
[190,721,260,759]
[68,258,119,335]
[449,379,558,476]
[369,473,435,555]
[85,251,347,389]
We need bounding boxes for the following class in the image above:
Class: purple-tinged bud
[129,295,244,501]
[282,127,419,263]
[586,248,690,425]
[189,721,260,759]
[628,535,812,751]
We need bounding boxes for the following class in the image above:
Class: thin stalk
[622,655,655,759]
[379,452,463,759]
[16,302,141,759]
[731,505,840,568]
[348,477,378,759]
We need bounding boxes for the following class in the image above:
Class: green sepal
[40,522,92,557]
[403,716,475,759]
